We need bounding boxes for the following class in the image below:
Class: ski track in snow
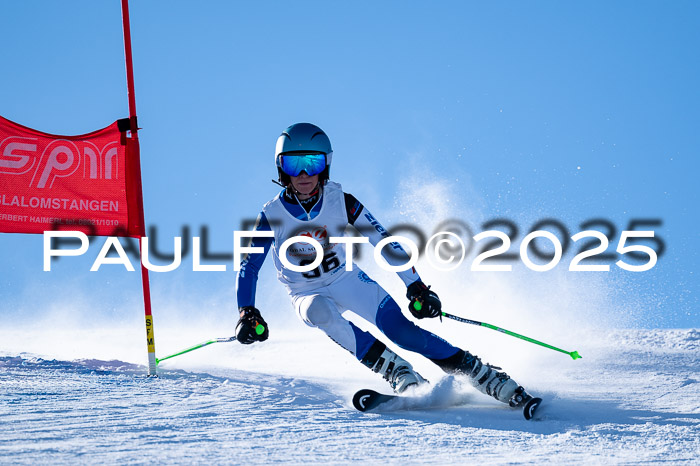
[1,329,699,464]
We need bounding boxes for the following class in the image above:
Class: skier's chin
[296,183,315,194]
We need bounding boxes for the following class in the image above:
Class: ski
[352,389,397,412]
[353,388,544,420]
[522,396,543,420]
[510,386,543,420]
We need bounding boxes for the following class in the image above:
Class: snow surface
[1,327,698,464]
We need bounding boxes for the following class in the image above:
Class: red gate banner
[0,115,144,237]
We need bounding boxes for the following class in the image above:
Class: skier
[235,122,536,410]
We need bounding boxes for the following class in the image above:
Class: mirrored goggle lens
[281,153,326,177]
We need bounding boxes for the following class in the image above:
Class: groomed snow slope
[1,328,698,464]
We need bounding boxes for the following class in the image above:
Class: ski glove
[236,306,269,344]
[406,280,442,319]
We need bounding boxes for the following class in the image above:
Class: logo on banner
[0,137,120,188]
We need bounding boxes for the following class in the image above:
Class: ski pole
[156,336,237,365]
[155,322,266,365]
[439,311,582,360]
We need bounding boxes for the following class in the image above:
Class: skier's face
[290,171,319,198]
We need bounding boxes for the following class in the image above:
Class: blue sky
[1,1,698,329]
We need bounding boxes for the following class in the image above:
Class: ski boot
[432,350,538,410]
[361,341,427,393]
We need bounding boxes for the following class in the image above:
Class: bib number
[300,251,341,279]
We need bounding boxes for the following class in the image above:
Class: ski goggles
[280,153,327,177]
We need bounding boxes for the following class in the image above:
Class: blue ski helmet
[275,123,333,186]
